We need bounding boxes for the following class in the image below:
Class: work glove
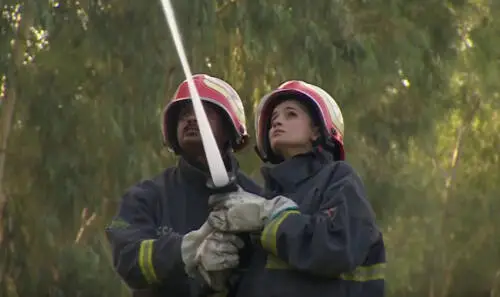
[208,189,299,232]
[181,222,213,278]
[195,231,244,291]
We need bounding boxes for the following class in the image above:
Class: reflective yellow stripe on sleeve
[264,253,385,282]
[260,210,300,255]
[138,239,158,284]
[340,263,386,282]
[265,254,291,269]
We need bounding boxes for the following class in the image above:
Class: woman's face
[268,99,319,159]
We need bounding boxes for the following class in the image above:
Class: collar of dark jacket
[177,153,239,186]
[261,148,331,194]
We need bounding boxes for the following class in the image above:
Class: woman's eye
[271,114,279,123]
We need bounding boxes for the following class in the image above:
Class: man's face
[176,102,228,155]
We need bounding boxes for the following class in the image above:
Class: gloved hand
[195,231,244,291]
[207,189,299,232]
[181,222,213,278]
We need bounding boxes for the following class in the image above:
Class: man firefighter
[105,74,262,297]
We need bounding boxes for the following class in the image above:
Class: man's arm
[105,180,186,289]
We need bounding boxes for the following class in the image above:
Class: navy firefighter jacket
[105,155,262,297]
[233,150,386,297]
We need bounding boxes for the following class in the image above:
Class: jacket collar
[261,149,331,194]
[177,153,240,187]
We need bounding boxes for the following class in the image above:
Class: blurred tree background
[1,0,499,296]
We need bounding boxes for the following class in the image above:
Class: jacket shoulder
[320,161,365,187]
[123,168,177,201]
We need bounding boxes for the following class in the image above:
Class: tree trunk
[0,1,34,245]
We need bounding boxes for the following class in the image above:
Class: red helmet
[162,74,249,154]
[255,80,345,163]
